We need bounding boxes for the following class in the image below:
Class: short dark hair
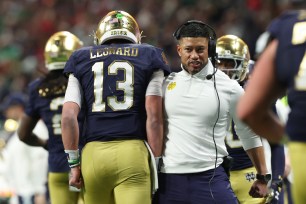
[175,22,211,40]
[173,20,218,61]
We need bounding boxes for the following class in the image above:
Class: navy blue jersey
[64,43,170,143]
[268,10,306,142]
[25,79,85,172]
[225,120,253,170]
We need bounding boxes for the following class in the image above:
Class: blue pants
[154,166,238,204]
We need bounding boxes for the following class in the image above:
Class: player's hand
[69,166,83,189]
[249,180,269,198]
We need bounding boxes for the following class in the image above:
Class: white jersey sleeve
[64,74,83,108]
[146,69,164,96]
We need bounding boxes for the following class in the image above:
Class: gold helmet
[94,10,141,45]
[44,31,83,71]
[216,35,250,82]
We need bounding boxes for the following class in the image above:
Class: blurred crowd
[0,0,295,203]
[0,0,290,104]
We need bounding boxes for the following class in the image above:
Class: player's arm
[61,74,82,151]
[61,102,80,150]
[18,113,48,149]
[61,74,82,189]
[237,39,285,143]
[145,69,164,157]
[245,146,268,175]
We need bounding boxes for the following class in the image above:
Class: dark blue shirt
[25,79,85,172]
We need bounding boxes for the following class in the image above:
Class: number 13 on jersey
[92,61,134,112]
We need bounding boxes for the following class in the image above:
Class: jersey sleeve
[64,74,83,107]
[146,69,164,96]
[150,47,171,76]
[267,17,281,39]
[63,52,78,78]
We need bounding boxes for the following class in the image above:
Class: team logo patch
[245,172,255,182]
[167,82,176,90]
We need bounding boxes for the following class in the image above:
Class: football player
[61,10,171,204]
[216,34,268,204]
[255,31,290,204]
[17,31,84,204]
[237,0,306,203]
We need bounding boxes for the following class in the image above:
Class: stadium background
[0,0,290,121]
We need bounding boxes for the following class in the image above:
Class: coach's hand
[249,180,269,198]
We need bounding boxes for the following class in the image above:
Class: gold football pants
[288,142,306,204]
[81,139,151,204]
[48,172,83,204]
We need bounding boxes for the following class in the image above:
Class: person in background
[216,34,267,204]
[237,0,306,203]
[154,20,268,204]
[17,31,84,204]
[61,10,170,204]
[1,93,48,204]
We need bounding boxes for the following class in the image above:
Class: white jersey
[161,60,262,174]
[3,120,48,199]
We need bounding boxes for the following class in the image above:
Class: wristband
[65,149,80,168]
